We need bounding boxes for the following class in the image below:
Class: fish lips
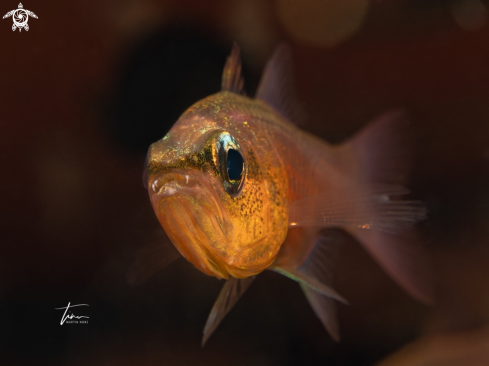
[148,169,234,279]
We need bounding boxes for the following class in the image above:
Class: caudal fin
[343,110,412,185]
[340,110,433,304]
[289,111,433,304]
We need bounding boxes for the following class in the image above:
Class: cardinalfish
[143,44,432,345]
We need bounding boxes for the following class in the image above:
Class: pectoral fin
[126,230,181,286]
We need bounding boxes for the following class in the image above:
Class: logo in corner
[3,3,37,32]
[55,302,89,325]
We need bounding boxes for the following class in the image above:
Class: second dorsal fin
[221,42,246,95]
[255,44,305,125]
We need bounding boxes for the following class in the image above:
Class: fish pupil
[227,149,243,180]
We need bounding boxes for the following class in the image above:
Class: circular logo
[12,9,28,27]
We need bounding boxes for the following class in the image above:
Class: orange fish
[143,44,432,345]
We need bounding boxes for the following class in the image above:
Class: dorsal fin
[221,42,246,95]
[256,44,306,125]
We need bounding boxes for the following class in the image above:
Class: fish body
[144,44,432,344]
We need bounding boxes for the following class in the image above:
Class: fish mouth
[148,169,234,279]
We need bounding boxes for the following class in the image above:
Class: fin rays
[202,276,255,346]
[272,266,347,304]
[256,44,306,125]
[289,185,427,235]
[301,285,340,342]
[221,42,246,95]
[274,230,345,341]
[126,231,181,286]
[289,111,433,304]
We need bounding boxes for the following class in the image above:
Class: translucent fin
[255,44,306,125]
[272,266,348,304]
[290,111,433,304]
[221,42,246,95]
[301,286,340,342]
[289,185,427,235]
[347,228,433,304]
[343,110,432,304]
[341,109,412,185]
[298,229,343,341]
[202,276,255,347]
[126,232,181,286]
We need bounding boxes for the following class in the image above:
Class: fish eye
[215,132,246,196]
[227,149,243,180]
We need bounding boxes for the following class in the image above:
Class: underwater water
[2,1,489,365]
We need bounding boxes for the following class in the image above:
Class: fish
[142,43,433,345]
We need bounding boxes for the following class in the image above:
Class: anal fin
[274,229,346,341]
[272,266,348,305]
[301,285,340,342]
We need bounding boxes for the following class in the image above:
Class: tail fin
[343,109,412,186]
[340,110,433,304]
[289,111,433,304]
[346,228,432,304]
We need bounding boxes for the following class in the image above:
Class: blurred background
[2,0,489,365]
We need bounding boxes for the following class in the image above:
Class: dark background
[2,0,489,365]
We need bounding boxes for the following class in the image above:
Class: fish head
[145,93,289,279]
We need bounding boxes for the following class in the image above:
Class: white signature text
[55,302,89,325]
